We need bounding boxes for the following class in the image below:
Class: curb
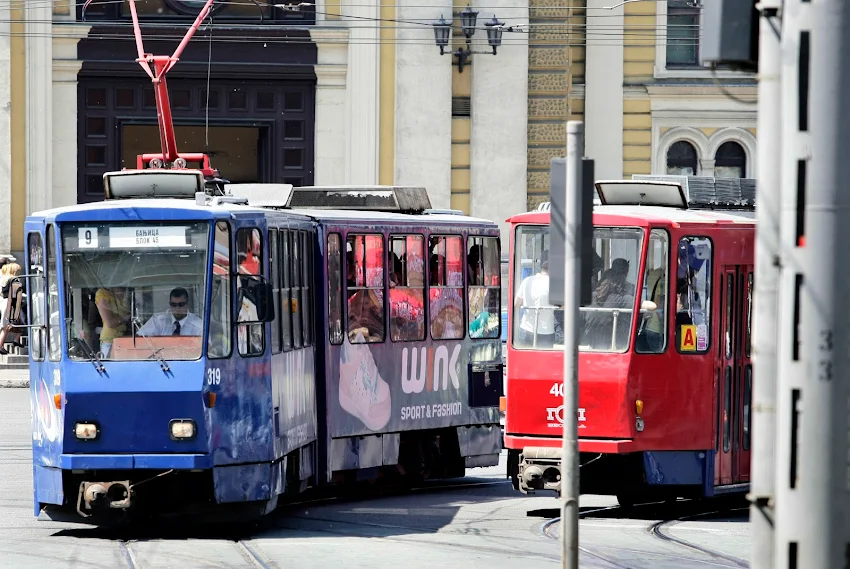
[0,379,29,388]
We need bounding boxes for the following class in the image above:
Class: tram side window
[269,229,281,354]
[636,229,669,354]
[280,230,293,351]
[388,234,426,342]
[301,231,312,347]
[208,221,232,359]
[291,230,303,349]
[27,233,45,361]
[236,227,264,357]
[46,225,61,361]
[327,233,344,345]
[347,234,385,343]
[429,235,464,340]
[675,236,712,354]
[467,236,501,339]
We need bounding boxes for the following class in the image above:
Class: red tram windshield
[512,224,645,353]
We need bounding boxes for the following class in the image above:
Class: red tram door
[715,265,753,486]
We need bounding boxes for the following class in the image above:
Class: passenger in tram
[93,286,131,357]
[676,278,694,327]
[238,229,261,275]
[346,251,384,342]
[637,266,666,353]
[136,287,203,337]
[585,257,635,351]
[514,250,554,348]
[467,248,492,338]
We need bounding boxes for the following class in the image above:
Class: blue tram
[26,170,504,524]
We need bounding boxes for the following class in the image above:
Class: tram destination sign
[108,226,189,248]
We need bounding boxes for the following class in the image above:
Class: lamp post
[432,5,503,73]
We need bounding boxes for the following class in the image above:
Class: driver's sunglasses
[170,301,187,307]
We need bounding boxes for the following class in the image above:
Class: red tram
[503,178,756,505]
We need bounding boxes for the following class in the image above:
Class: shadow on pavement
[52,477,521,542]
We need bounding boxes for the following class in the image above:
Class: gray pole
[749,1,781,567]
[561,120,583,569]
[775,0,850,566]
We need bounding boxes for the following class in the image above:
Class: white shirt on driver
[137,311,203,337]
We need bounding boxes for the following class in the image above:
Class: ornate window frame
[653,126,757,178]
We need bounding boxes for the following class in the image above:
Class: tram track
[540,500,750,569]
[103,477,509,569]
[118,537,277,569]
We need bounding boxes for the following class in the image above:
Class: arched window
[715,141,746,178]
[666,141,698,175]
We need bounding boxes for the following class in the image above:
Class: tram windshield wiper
[128,316,171,372]
[128,289,170,372]
[70,337,105,373]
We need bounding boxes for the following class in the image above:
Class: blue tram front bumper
[58,453,211,470]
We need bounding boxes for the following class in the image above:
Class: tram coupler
[76,480,132,517]
[518,447,562,496]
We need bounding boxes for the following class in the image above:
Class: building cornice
[645,84,758,100]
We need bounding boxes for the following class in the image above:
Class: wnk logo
[401,345,461,394]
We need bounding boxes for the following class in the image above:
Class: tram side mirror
[640,300,657,312]
[236,276,275,324]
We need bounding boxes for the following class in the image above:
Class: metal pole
[561,120,583,569]
[775,0,850,566]
[749,1,781,567]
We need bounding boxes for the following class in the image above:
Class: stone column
[53,26,89,209]
[584,0,624,180]
[312,29,349,186]
[394,0,453,208]
[470,0,529,240]
[343,0,380,184]
[0,0,12,253]
[699,158,716,177]
[25,3,53,214]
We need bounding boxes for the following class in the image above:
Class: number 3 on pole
[207,368,221,385]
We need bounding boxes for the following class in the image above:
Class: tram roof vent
[103,169,206,200]
[285,185,433,213]
[631,175,756,210]
[423,208,464,216]
[225,184,294,208]
[594,179,689,209]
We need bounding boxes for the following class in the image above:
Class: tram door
[716,265,754,485]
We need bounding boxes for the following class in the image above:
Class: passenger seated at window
[347,253,384,343]
[676,278,694,327]
[585,258,635,350]
[137,287,203,337]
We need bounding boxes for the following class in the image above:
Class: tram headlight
[169,419,196,440]
[74,422,99,440]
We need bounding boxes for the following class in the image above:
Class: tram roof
[26,198,497,228]
[507,204,756,226]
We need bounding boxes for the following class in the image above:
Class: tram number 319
[207,368,221,385]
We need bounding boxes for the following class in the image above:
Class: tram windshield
[512,225,644,353]
[61,221,210,361]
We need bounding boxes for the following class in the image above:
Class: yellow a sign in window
[680,324,697,352]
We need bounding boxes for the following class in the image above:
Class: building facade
[0,0,755,258]
[526,0,758,209]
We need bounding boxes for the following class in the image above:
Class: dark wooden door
[77,79,315,203]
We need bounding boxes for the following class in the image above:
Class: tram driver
[137,287,203,337]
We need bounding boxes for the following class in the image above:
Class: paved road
[0,389,750,568]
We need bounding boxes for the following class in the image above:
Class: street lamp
[433,6,504,73]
